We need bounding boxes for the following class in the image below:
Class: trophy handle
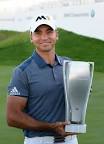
[63,60,71,121]
[82,62,94,123]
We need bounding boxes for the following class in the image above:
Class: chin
[42,48,53,52]
[41,46,53,52]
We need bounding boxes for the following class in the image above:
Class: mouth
[40,42,51,46]
[40,42,50,44]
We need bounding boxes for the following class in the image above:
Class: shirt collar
[56,55,63,65]
[31,51,63,68]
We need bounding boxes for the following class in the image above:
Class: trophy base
[65,124,86,133]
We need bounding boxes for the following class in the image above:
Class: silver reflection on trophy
[63,60,94,133]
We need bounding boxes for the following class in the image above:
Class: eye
[34,30,41,35]
[47,29,54,34]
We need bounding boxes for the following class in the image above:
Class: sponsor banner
[0,2,104,40]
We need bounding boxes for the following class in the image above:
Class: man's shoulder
[17,56,33,72]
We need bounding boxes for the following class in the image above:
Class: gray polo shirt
[8,52,70,138]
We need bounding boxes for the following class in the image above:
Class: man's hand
[51,121,77,137]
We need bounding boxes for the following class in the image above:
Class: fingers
[55,121,77,137]
[65,132,78,136]
[51,121,77,137]
[57,121,70,126]
[53,121,70,136]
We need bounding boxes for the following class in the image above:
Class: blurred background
[0,0,104,40]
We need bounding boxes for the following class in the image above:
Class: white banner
[0,1,104,40]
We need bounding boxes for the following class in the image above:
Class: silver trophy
[63,60,94,133]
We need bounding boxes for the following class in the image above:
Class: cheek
[50,33,57,41]
[31,36,39,44]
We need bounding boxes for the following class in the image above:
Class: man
[6,14,78,144]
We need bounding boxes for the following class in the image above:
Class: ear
[56,36,59,40]
[56,31,59,40]
[30,32,33,43]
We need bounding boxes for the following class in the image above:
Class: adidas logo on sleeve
[10,87,20,95]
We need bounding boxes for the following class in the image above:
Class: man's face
[31,24,58,52]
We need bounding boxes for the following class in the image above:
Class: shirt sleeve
[8,67,29,97]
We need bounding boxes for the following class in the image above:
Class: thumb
[61,121,70,126]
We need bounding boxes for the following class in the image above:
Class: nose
[40,33,48,40]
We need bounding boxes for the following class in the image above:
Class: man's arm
[6,96,70,136]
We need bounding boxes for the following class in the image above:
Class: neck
[36,49,56,65]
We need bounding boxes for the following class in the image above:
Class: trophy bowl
[63,60,94,133]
